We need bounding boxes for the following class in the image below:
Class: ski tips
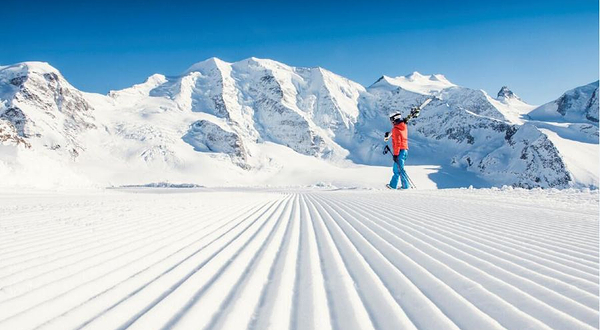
[414,97,436,110]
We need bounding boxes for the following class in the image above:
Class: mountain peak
[407,71,425,80]
[185,57,229,74]
[0,62,60,80]
[242,57,287,68]
[368,75,398,89]
[18,61,59,73]
[497,86,521,100]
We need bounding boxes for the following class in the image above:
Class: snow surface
[1,56,598,330]
[0,187,597,330]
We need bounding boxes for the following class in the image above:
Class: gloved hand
[383,131,390,142]
[393,154,398,163]
[409,107,420,120]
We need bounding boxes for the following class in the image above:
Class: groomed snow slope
[0,188,597,330]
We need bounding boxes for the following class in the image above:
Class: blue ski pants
[389,149,409,189]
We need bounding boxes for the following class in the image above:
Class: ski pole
[403,168,416,189]
[408,174,417,189]
[401,168,417,189]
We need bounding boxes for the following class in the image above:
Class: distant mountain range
[0,58,597,188]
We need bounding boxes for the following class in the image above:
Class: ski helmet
[389,113,402,124]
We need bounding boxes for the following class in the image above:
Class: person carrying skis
[384,98,431,190]
[386,113,410,190]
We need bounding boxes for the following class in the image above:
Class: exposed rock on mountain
[183,120,248,167]
[0,119,30,147]
[497,86,520,101]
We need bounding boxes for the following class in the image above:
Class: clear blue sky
[3,0,598,104]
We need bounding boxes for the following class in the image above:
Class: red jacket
[391,122,408,155]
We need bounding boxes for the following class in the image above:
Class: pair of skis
[383,98,435,190]
[405,97,433,122]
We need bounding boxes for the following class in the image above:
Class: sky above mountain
[2,0,598,104]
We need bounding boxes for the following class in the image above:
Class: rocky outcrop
[0,119,30,148]
[497,86,520,100]
[183,120,248,168]
[478,124,571,188]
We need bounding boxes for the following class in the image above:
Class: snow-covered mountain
[529,81,599,123]
[0,62,96,157]
[355,75,577,188]
[0,58,597,189]
[106,57,362,163]
[524,81,599,188]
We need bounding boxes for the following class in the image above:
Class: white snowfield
[0,187,597,330]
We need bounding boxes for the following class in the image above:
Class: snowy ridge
[529,81,599,123]
[369,72,456,95]
[0,188,597,329]
[109,74,167,98]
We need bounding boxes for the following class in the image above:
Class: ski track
[0,189,597,330]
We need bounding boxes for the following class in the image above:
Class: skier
[385,113,410,190]
[383,98,432,190]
